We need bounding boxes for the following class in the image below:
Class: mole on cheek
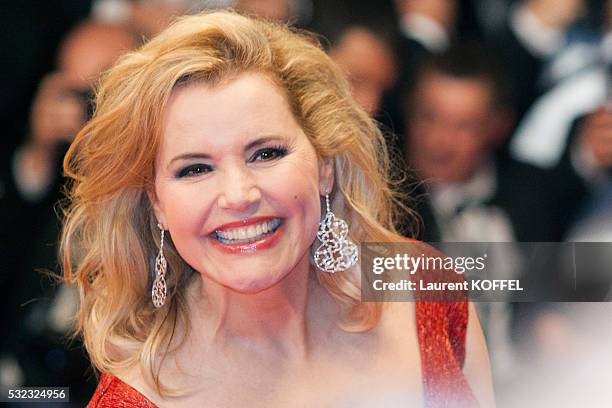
[294,195,298,200]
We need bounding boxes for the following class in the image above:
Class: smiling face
[151,73,333,293]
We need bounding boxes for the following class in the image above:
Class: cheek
[294,191,322,239]
[409,128,436,151]
[264,160,322,232]
[156,181,214,234]
[456,136,484,160]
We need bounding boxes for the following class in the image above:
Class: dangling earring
[314,194,358,273]
[152,223,168,308]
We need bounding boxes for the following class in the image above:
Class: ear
[318,156,335,195]
[147,188,168,229]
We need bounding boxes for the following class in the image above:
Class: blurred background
[1,0,611,406]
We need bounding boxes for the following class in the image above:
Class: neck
[187,253,313,357]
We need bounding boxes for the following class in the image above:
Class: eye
[248,146,288,163]
[177,163,213,178]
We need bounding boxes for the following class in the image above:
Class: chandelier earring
[313,193,358,273]
[151,223,168,308]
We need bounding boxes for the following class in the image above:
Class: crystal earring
[152,223,168,308]
[314,194,358,273]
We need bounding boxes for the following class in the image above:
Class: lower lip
[209,222,284,254]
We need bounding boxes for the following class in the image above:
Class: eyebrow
[167,135,286,167]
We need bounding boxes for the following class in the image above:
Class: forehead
[416,71,494,111]
[159,73,303,155]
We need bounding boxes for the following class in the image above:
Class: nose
[217,167,261,212]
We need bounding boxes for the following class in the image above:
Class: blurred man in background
[403,43,579,243]
[401,43,588,386]
[13,22,136,203]
[329,26,398,116]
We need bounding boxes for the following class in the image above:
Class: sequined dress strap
[87,373,158,408]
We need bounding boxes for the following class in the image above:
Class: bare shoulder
[375,302,420,364]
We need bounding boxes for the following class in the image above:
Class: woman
[60,10,495,407]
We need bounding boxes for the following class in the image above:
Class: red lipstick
[209,217,284,254]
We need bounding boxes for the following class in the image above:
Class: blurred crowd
[1,0,611,406]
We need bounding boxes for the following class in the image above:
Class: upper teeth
[216,218,281,241]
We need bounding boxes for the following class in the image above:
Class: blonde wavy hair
[60,10,414,395]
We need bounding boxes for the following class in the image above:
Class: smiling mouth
[212,218,283,245]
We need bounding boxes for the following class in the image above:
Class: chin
[222,272,288,294]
